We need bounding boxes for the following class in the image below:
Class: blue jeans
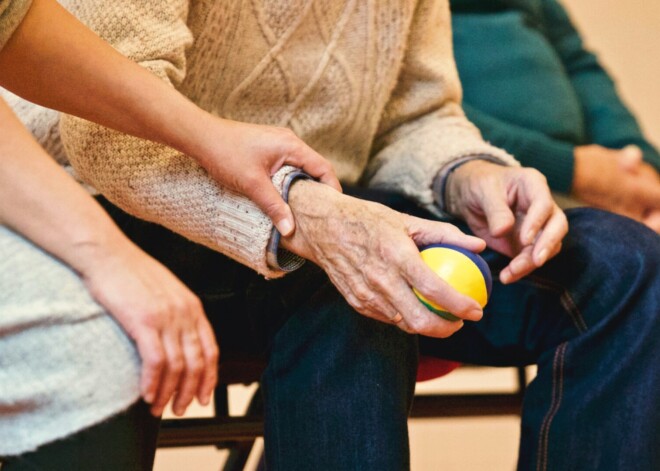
[99,194,660,471]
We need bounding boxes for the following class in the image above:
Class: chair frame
[158,363,528,470]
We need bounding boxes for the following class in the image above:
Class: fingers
[406,215,486,253]
[360,272,468,338]
[297,154,342,193]
[404,252,483,317]
[195,317,219,405]
[518,194,554,246]
[245,179,297,236]
[135,329,166,405]
[150,330,185,416]
[171,330,204,416]
[479,185,516,237]
[530,206,568,266]
[500,208,567,284]
[149,305,217,417]
[284,141,342,193]
[85,245,219,418]
[368,250,481,337]
[243,133,342,237]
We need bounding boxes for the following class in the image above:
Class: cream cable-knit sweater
[6,0,518,278]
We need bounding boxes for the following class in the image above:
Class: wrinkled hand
[574,144,660,232]
[196,119,342,236]
[445,161,568,284]
[79,238,219,417]
[280,180,487,337]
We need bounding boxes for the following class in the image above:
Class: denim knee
[562,208,660,327]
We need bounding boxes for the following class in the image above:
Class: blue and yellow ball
[413,244,492,321]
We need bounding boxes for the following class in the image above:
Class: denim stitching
[527,275,588,333]
[536,342,567,471]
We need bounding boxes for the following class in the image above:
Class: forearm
[0,0,219,166]
[0,99,130,275]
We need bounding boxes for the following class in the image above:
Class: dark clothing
[450,0,660,193]
[1,401,160,471]
[36,194,657,471]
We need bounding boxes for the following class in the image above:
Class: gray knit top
[0,0,140,457]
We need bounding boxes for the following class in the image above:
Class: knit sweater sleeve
[364,0,519,214]
[58,0,295,278]
[0,0,32,50]
[540,0,660,171]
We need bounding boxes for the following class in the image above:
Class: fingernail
[469,308,483,320]
[277,218,294,237]
[144,392,154,404]
[201,394,211,406]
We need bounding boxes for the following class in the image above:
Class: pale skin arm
[280,180,488,337]
[0,0,340,236]
[573,145,660,232]
[0,0,338,415]
[0,98,218,416]
[0,0,331,417]
[445,161,569,284]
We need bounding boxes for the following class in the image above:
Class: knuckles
[168,358,185,375]
[143,351,166,371]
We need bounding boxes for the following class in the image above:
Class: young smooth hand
[193,120,342,236]
[77,238,219,417]
[445,161,568,284]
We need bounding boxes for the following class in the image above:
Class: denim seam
[536,342,567,471]
[526,275,588,333]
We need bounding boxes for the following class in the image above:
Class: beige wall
[562,0,660,148]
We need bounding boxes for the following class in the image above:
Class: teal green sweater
[450,0,660,193]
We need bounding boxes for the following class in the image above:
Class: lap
[0,226,140,456]
[96,192,660,369]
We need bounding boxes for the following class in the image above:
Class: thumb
[247,179,296,236]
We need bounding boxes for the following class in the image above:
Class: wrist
[279,179,340,262]
[266,170,313,271]
[63,223,135,279]
[164,106,225,165]
[435,157,509,216]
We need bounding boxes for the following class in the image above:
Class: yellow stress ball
[414,244,492,321]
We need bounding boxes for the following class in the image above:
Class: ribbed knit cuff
[266,171,311,272]
[432,154,510,213]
